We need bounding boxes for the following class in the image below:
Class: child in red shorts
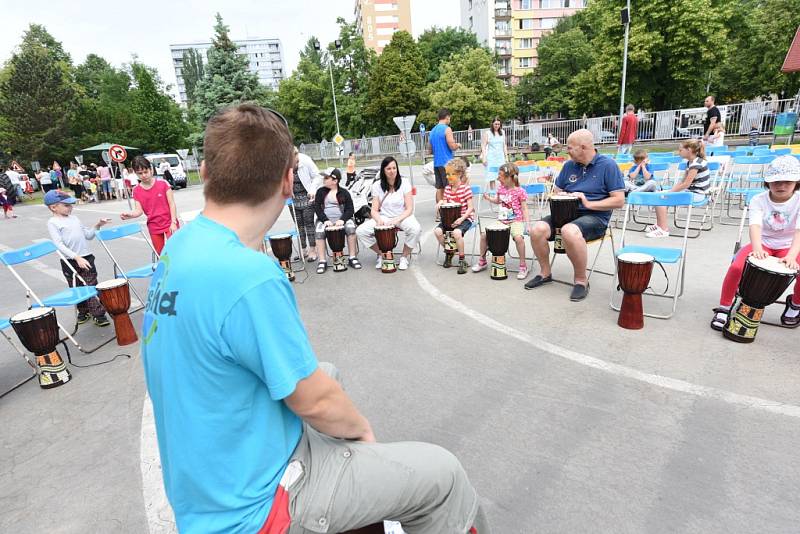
[120,156,178,254]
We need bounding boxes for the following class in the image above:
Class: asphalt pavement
[1,165,799,534]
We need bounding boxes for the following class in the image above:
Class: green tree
[181,48,206,105]
[275,38,329,143]
[129,62,188,152]
[190,13,263,133]
[366,31,428,134]
[714,0,800,101]
[417,26,482,83]
[421,48,514,131]
[0,24,78,162]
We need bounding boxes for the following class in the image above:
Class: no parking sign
[109,144,128,163]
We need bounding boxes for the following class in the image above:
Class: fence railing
[299,98,800,163]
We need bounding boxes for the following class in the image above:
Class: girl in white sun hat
[711,155,800,330]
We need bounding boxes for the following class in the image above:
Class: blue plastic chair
[96,223,158,280]
[0,241,113,353]
[0,317,38,398]
[611,191,694,319]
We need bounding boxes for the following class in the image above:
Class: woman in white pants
[356,156,421,270]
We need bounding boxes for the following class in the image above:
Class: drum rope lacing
[616,260,670,296]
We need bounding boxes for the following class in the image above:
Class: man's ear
[199,160,207,183]
[281,166,293,198]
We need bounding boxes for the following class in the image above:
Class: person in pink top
[473,162,531,280]
[97,164,113,201]
[120,155,178,254]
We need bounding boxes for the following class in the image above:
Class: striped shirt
[443,183,474,221]
[748,128,760,146]
[685,157,710,194]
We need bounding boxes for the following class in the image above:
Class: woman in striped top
[646,139,710,238]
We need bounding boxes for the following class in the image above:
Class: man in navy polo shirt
[525,129,625,301]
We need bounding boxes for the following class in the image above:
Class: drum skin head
[96,278,128,290]
[486,223,509,232]
[270,234,292,240]
[618,252,654,264]
[748,255,797,275]
[11,308,54,322]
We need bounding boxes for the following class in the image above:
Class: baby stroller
[345,167,379,224]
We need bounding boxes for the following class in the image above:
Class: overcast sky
[1,0,460,100]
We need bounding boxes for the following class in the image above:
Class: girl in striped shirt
[434,158,475,274]
[647,139,710,238]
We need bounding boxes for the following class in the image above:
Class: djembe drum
[10,307,71,389]
[616,252,655,330]
[269,234,295,282]
[325,226,348,272]
[723,256,797,343]
[439,202,462,266]
[486,223,511,280]
[375,225,398,273]
[549,195,579,254]
[96,279,138,346]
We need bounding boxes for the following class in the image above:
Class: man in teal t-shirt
[143,104,490,534]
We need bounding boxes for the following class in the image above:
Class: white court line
[412,232,800,419]
[141,393,177,534]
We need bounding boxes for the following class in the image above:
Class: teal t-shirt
[141,214,318,534]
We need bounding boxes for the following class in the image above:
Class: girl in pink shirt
[472,163,531,279]
[120,156,178,254]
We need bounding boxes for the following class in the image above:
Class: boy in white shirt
[45,189,111,326]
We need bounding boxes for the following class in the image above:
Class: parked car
[144,153,188,189]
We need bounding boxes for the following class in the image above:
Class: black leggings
[290,198,316,248]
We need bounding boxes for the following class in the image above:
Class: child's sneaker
[375,255,382,269]
[471,257,488,273]
[517,264,529,280]
[645,227,669,238]
[77,313,90,325]
[93,315,111,327]
[442,254,452,268]
[457,258,468,274]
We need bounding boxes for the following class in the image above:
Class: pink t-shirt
[496,184,527,223]
[133,180,172,233]
[98,166,112,181]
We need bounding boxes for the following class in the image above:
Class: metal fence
[299,97,799,163]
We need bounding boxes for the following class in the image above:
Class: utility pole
[315,38,344,165]
[619,0,631,132]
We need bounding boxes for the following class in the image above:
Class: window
[565,0,585,6]
[375,15,399,23]
[518,38,533,49]
[540,18,559,29]
[468,0,472,9]
[541,0,563,7]
[519,0,533,8]
[518,57,533,68]
[469,15,473,30]
[519,19,534,29]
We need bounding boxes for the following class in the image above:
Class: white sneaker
[472,258,488,272]
[517,266,529,280]
[645,227,669,238]
[398,256,409,270]
[644,224,659,233]
[375,255,382,269]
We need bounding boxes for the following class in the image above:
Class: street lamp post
[315,39,343,165]
[619,0,631,131]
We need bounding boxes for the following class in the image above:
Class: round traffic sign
[109,144,128,163]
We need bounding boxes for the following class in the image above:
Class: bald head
[566,129,596,165]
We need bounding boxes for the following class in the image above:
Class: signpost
[333,133,345,163]
[108,144,127,163]
[320,139,329,166]
[101,150,111,165]
[75,155,83,165]
[393,115,417,194]
[31,161,41,172]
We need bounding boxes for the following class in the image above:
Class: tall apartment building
[170,38,285,105]
[354,0,412,54]
[460,0,586,83]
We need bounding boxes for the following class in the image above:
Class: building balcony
[495,8,511,18]
[497,68,511,77]
[495,47,512,57]
[495,28,512,37]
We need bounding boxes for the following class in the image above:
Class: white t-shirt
[296,153,321,195]
[5,170,20,185]
[38,171,52,185]
[749,191,800,249]
[372,179,412,219]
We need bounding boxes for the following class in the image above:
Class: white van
[144,153,187,189]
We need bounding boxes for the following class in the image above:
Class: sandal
[781,296,800,328]
[348,257,362,269]
[710,307,729,331]
[316,261,327,274]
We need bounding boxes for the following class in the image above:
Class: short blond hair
[446,158,468,181]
